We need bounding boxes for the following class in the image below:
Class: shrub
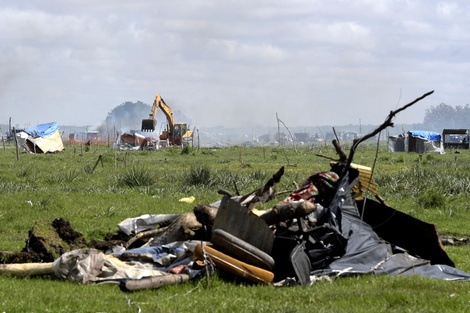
[418,189,445,209]
[116,166,157,187]
[185,166,212,186]
[379,155,390,162]
[46,170,81,184]
[181,145,192,155]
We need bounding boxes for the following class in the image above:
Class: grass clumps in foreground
[1,143,470,312]
[115,166,158,187]
[185,165,213,186]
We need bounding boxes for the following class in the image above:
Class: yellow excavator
[141,94,193,146]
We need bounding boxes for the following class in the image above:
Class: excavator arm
[158,97,175,134]
[141,94,175,132]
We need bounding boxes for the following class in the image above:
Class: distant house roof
[442,129,469,135]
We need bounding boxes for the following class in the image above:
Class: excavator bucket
[141,118,156,132]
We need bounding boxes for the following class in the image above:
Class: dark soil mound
[0,218,130,264]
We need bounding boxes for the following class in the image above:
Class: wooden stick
[0,263,54,276]
[92,155,103,172]
[260,201,317,225]
[13,127,19,160]
[125,226,169,248]
[193,205,218,228]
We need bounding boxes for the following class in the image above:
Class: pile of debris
[2,161,470,291]
[115,132,159,150]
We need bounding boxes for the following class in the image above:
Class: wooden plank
[194,243,274,284]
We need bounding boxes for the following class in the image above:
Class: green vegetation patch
[1,143,470,312]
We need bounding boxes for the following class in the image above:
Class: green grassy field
[1,141,470,312]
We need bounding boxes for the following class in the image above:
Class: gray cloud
[1,1,469,130]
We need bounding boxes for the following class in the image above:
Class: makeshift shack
[407,130,443,154]
[442,129,469,149]
[387,134,405,152]
[19,122,64,153]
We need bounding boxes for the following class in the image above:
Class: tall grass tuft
[45,170,81,184]
[94,206,118,218]
[185,165,213,186]
[180,144,192,155]
[116,166,157,187]
[17,166,33,178]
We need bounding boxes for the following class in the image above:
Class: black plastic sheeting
[312,176,470,281]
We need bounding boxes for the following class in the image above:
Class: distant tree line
[423,103,470,131]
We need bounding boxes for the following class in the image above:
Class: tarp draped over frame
[22,122,64,153]
[408,130,444,154]
[407,130,443,154]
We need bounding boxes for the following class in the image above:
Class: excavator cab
[180,123,188,136]
[141,118,156,132]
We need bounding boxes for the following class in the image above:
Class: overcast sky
[1,1,469,130]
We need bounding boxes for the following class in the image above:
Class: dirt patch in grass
[0,218,130,263]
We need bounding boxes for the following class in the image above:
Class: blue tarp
[25,122,59,138]
[408,130,441,141]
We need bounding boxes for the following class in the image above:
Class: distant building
[442,129,469,149]
[275,132,289,145]
[294,132,309,143]
[343,132,358,142]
